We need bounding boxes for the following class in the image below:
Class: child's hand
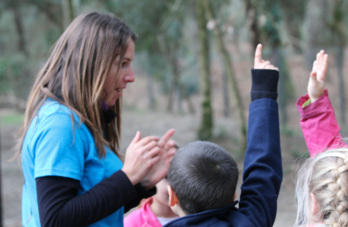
[308,50,328,102]
[254,44,279,71]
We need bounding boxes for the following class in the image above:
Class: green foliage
[291,147,310,159]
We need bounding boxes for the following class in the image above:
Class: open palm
[308,50,328,102]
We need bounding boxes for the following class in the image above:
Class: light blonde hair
[295,148,348,227]
[15,11,137,158]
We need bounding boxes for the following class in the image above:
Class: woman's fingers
[145,146,161,159]
[129,131,141,147]
[136,136,159,148]
[164,140,176,152]
[167,147,176,156]
[158,129,175,148]
[141,140,158,154]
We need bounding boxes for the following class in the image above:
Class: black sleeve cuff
[124,183,157,213]
[135,183,157,198]
[251,69,279,101]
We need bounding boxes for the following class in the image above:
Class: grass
[0,112,24,125]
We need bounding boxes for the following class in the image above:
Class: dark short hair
[167,141,239,214]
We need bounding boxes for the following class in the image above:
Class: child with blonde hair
[296,50,348,227]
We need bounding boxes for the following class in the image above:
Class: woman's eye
[122,62,127,67]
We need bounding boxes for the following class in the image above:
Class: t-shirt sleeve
[33,112,85,181]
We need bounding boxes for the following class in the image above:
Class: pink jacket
[124,198,162,227]
[297,89,346,157]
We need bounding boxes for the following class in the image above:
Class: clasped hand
[122,129,176,190]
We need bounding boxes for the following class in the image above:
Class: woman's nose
[125,68,135,83]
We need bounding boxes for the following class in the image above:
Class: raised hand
[140,129,176,190]
[254,44,279,71]
[308,50,328,102]
[122,132,160,186]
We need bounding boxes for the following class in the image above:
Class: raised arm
[238,44,282,227]
[297,50,346,157]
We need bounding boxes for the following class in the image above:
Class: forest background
[0,0,348,226]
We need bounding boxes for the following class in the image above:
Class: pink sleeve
[296,89,346,157]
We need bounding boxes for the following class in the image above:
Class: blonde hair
[295,148,348,227]
[15,12,137,158]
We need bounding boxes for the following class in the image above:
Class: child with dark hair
[164,44,282,227]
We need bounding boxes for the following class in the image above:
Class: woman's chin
[105,97,118,107]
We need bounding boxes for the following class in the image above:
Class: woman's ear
[233,192,237,201]
[310,192,320,216]
[167,185,178,206]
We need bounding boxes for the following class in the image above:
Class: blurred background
[0,0,348,226]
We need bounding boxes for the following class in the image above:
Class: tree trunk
[0,118,2,227]
[304,0,328,69]
[168,52,181,113]
[179,82,195,114]
[61,0,76,27]
[13,6,29,56]
[144,52,156,110]
[246,0,261,53]
[203,0,247,152]
[336,46,346,124]
[196,0,213,141]
[68,0,75,22]
[222,67,230,117]
[270,48,293,125]
[331,0,346,125]
[259,0,294,126]
[167,80,175,112]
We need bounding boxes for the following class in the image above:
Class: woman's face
[102,40,135,107]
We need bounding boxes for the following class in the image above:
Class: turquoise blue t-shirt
[21,99,124,227]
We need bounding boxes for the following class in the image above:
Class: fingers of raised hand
[321,54,328,79]
[254,44,263,68]
[312,60,318,72]
[310,70,317,79]
[316,50,325,68]
[258,61,279,71]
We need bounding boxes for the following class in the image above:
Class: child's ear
[310,192,320,216]
[167,185,179,206]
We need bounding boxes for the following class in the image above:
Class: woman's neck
[150,200,178,218]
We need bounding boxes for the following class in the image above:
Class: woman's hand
[308,50,328,103]
[254,44,279,71]
[122,132,161,185]
[140,129,176,190]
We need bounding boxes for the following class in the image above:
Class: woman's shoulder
[31,99,85,134]
[38,99,79,120]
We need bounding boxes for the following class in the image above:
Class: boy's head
[167,141,239,216]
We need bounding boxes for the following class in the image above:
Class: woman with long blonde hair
[296,50,348,227]
[18,11,176,227]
